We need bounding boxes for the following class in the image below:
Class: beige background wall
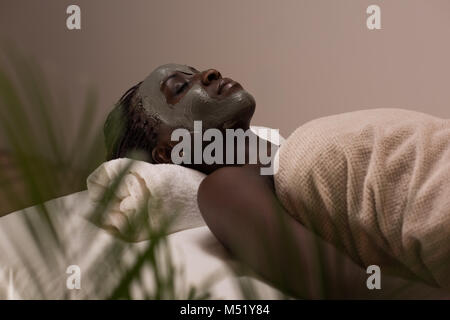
[1,0,450,139]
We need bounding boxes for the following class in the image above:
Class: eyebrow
[161,73,179,88]
[161,71,194,87]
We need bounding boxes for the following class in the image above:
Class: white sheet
[0,191,281,299]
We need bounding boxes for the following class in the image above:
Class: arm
[197,165,450,299]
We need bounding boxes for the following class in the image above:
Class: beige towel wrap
[274,108,450,288]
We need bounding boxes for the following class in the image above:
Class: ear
[151,144,173,164]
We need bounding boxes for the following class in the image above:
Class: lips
[217,78,242,95]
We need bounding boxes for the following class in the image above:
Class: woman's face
[137,64,256,132]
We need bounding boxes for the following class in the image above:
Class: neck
[189,130,279,175]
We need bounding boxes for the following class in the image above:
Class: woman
[104,64,450,298]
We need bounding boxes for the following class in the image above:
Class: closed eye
[175,82,188,94]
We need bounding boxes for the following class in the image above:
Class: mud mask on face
[137,64,255,131]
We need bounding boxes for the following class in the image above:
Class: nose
[201,69,222,85]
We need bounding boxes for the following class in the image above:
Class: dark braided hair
[104,81,160,162]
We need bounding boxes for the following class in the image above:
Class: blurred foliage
[0,46,105,216]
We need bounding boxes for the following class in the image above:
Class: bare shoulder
[197,164,281,250]
[197,164,277,227]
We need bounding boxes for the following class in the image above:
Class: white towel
[87,159,207,241]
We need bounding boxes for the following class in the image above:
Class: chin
[236,90,256,125]
[221,90,256,130]
[232,89,256,116]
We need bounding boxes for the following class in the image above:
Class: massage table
[0,191,281,299]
